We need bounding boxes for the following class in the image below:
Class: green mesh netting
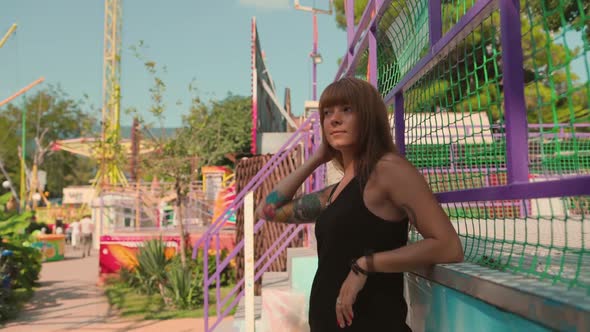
[378,0,430,97]
[372,0,590,291]
[442,0,477,35]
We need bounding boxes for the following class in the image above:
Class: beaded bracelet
[350,259,370,276]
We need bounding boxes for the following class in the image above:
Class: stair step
[231,273,287,330]
[231,253,317,331]
[260,285,310,331]
[261,271,289,289]
[233,295,262,320]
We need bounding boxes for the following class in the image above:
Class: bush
[116,238,236,310]
[1,243,42,290]
[200,248,236,288]
[134,238,170,295]
[0,287,16,321]
[0,240,41,323]
[0,204,43,322]
[165,257,204,309]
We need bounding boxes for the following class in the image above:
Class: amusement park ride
[0,23,45,210]
[53,0,129,188]
[2,1,234,226]
[50,0,233,230]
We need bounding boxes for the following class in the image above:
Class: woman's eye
[343,107,352,112]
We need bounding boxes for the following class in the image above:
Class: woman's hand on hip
[335,269,367,328]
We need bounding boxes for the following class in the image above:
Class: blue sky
[0,0,345,127]
[2,1,588,129]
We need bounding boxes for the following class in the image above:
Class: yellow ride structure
[53,0,131,189]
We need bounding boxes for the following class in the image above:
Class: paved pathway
[1,247,214,332]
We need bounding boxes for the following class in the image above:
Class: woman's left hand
[335,268,367,328]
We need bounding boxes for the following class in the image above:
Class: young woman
[256,77,463,331]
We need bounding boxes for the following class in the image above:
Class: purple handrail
[213,224,302,311]
[199,113,322,332]
[192,113,319,260]
[206,224,306,332]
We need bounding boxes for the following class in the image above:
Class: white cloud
[239,0,290,10]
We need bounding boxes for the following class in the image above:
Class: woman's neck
[341,152,356,178]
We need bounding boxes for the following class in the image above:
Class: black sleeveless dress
[308,177,412,331]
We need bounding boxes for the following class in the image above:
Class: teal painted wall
[406,275,552,332]
[291,255,318,298]
[287,255,555,331]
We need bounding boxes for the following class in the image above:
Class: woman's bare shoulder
[376,153,413,171]
[374,153,424,185]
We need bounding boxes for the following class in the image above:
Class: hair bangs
[318,80,356,113]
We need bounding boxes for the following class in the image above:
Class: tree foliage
[131,43,251,181]
[182,94,251,168]
[0,87,96,198]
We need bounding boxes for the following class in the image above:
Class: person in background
[65,224,72,245]
[55,219,64,235]
[80,215,94,258]
[70,219,81,250]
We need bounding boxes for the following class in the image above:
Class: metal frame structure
[0,24,17,49]
[36,1,128,189]
[97,0,127,187]
[294,0,333,101]
[0,22,46,210]
[193,113,322,331]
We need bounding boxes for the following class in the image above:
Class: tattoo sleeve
[260,185,335,224]
[261,190,288,220]
[266,190,288,206]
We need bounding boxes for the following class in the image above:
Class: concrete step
[259,273,310,331]
[229,250,318,331]
[231,272,289,331]
[261,271,290,289]
[231,295,262,331]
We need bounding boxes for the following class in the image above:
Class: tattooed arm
[257,185,336,224]
[255,142,333,223]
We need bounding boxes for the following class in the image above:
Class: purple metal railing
[196,113,323,331]
[191,114,320,259]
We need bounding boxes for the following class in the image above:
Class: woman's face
[322,104,359,152]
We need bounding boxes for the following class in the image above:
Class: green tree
[132,41,251,266]
[529,0,590,39]
[333,0,370,29]
[133,56,193,268]
[183,94,252,167]
[0,87,96,198]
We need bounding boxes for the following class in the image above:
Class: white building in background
[390,110,494,145]
[62,186,95,206]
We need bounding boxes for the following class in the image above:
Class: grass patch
[104,281,238,320]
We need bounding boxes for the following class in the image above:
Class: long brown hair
[318,77,397,189]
